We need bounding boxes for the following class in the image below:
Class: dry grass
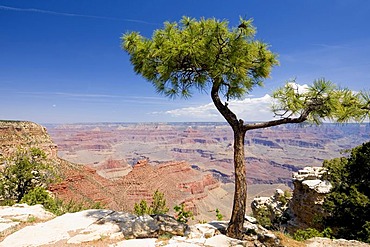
[274,231,306,247]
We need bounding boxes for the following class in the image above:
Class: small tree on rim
[122,16,370,239]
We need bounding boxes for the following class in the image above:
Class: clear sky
[1,0,370,123]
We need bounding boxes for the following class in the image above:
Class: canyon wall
[0,120,57,159]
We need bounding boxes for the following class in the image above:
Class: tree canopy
[123,17,278,101]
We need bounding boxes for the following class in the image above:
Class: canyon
[46,122,369,186]
[1,121,369,221]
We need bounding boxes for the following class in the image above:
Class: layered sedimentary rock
[47,122,370,186]
[115,160,219,214]
[0,121,57,159]
[288,166,332,231]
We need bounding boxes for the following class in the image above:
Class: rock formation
[288,167,332,231]
[0,121,57,160]
[251,167,333,233]
[46,122,370,187]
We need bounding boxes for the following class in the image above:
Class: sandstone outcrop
[288,167,332,231]
[251,167,333,232]
[0,121,57,160]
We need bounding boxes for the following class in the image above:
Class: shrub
[20,186,104,216]
[20,187,56,210]
[150,190,169,214]
[254,207,272,229]
[174,203,193,223]
[0,148,56,204]
[134,199,151,215]
[134,190,169,215]
[215,208,223,220]
[322,141,370,242]
[293,227,332,241]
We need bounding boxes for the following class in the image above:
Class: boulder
[152,214,188,236]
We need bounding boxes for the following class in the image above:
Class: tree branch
[244,112,309,131]
[211,79,239,128]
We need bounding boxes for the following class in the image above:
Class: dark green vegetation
[0,148,103,215]
[293,227,332,241]
[173,203,193,223]
[0,148,55,203]
[253,190,291,230]
[321,141,370,243]
[122,16,370,238]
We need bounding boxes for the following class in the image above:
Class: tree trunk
[226,127,247,239]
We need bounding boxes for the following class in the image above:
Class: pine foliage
[323,141,370,242]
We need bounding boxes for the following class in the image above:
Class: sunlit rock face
[288,166,332,231]
[0,121,58,160]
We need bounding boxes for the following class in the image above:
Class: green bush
[215,208,223,220]
[174,203,193,223]
[150,190,169,214]
[134,190,169,215]
[20,187,56,210]
[134,199,151,215]
[293,227,332,241]
[0,148,56,204]
[254,207,272,229]
[20,186,104,216]
[322,141,370,242]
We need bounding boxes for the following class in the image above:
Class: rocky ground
[1,204,369,247]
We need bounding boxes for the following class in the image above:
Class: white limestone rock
[0,203,55,222]
[0,203,55,237]
[302,179,332,193]
[0,209,115,247]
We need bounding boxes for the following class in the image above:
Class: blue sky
[1,0,370,123]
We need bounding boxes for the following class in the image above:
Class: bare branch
[244,112,308,131]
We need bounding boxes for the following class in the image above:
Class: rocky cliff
[287,167,332,231]
[0,121,57,160]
